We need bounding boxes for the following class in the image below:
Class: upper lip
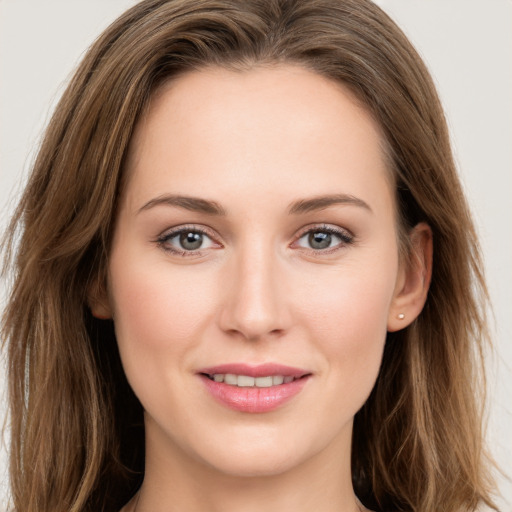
[197,363,311,378]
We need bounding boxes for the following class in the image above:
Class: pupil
[309,231,331,249]
[179,232,203,250]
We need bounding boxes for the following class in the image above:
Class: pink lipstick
[197,363,311,413]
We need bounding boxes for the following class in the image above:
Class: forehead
[123,65,393,215]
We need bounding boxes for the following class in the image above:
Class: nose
[218,244,290,342]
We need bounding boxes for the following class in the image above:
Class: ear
[87,274,113,320]
[387,222,433,332]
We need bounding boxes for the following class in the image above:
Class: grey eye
[159,227,217,255]
[178,231,204,250]
[296,227,352,251]
[308,231,332,249]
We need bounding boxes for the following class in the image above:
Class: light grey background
[1,1,510,510]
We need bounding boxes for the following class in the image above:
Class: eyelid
[155,224,223,256]
[291,224,355,252]
[154,222,354,257]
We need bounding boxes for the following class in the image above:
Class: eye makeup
[154,222,355,259]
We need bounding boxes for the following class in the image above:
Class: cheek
[298,256,397,389]
[303,261,395,333]
[303,292,387,431]
[107,253,224,420]
[108,255,219,358]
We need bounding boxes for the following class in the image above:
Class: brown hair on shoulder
[1,0,497,510]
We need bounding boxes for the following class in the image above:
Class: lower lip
[199,375,310,413]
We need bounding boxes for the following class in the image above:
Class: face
[101,65,408,478]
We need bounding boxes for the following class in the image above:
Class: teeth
[224,374,237,385]
[210,373,299,387]
[238,375,255,387]
[255,376,273,387]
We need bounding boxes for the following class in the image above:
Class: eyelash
[293,224,355,254]
[156,225,219,257]
[156,224,355,257]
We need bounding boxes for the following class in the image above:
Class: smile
[198,364,311,413]
[205,374,297,387]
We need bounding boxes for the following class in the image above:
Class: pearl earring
[397,313,405,320]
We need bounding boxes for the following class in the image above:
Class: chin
[187,423,331,479]
[202,449,304,478]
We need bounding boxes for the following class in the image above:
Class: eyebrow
[138,194,226,215]
[288,194,372,215]
[138,192,372,216]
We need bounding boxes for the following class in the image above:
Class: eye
[157,227,219,255]
[295,226,354,252]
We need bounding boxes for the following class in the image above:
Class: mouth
[197,363,312,413]
[201,373,306,387]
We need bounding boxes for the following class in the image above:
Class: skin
[91,65,432,512]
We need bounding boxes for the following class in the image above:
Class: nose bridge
[220,238,286,340]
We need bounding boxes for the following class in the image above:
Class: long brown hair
[1,0,497,510]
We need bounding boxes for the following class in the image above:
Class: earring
[397,313,405,320]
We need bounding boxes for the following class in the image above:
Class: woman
[1,0,498,511]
